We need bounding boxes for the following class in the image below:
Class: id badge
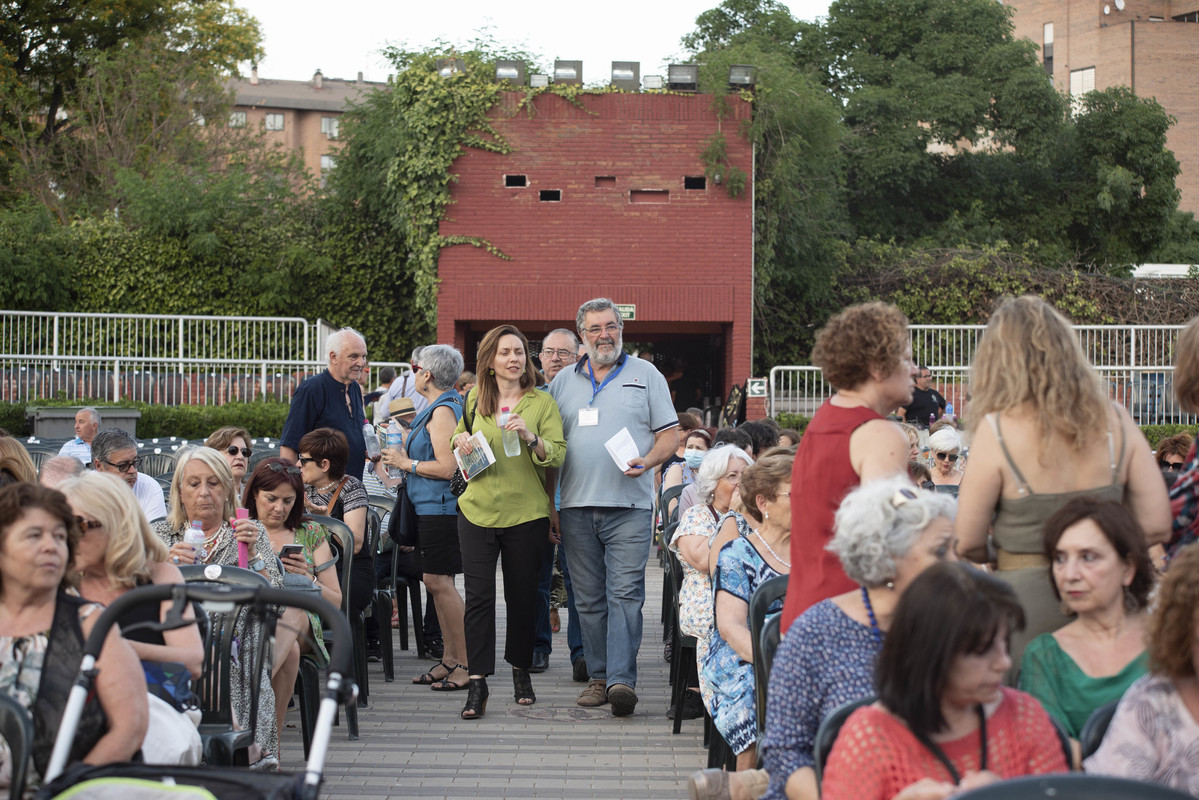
[579,407,599,426]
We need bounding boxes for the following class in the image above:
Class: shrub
[774,413,811,434]
[0,400,291,440]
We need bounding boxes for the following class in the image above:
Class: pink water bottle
[236,508,249,568]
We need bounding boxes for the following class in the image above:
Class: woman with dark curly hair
[779,302,916,632]
[1084,544,1199,794]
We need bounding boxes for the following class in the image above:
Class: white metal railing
[0,311,313,363]
[0,354,410,406]
[771,324,1194,426]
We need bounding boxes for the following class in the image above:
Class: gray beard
[588,339,621,367]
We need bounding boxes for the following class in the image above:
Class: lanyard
[586,357,626,405]
[912,704,987,785]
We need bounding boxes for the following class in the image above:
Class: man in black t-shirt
[901,365,946,427]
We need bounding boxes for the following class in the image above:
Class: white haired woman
[668,444,754,721]
[751,476,958,800]
[928,428,964,493]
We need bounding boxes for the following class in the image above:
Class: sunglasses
[297,456,316,465]
[74,515,103,531]
[266,462,302,476]
[935,452,960,462]
[226,446,252,458]
[1163,461,1184,471]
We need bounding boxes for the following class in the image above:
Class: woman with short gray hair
[756,476,957,800]
[381,343,469,691]
[927,426,964,493]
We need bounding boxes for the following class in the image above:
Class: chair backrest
[139,452,178,478]
[749,574,787,739]
[814,695,876,792]
[953,773,1196,799]
[660,483,685,526]
[308,514,355,616]
[1047,711,1077,770]
[1079,699,1119,761]
[0,693,33,800]
[753,613,782,742]
[178,564,272,729]
[365,494,395,536]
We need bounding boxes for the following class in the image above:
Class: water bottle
[929,412,936,429]
[184,520,207,563]
[499,406,521,457]
[944,402,955,423]
[386,419,405,479]
[363,421,382,463]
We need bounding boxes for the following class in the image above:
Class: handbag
[450,390,478,498]
[387,483,419,548]
[142,661,197,713]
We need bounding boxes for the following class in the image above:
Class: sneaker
[577,679,608,707]
[571,657,589,683]
[426,638,445,661]
[667,689,705,720]
[607,683,638,717]
[367,639,382,663]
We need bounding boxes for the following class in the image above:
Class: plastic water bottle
[499,406,521,457]
[386,419,405,479]
[184,520,207,563]
[944,402,955,423]
[363,422,381,463]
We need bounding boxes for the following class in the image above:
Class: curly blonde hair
[1146,544,1199,679]
[967,296,1106,451]
[812,303,910,391]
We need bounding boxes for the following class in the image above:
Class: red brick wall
[437,92,754,405]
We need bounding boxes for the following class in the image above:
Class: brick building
[436,92,755,413]
[226,69,386,187]
[1006,0,1199,212]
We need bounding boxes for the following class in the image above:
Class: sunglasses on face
[266,462,302,476]
[101,456,142,473]
[297,456,316,465]
[226,446,252,458]
[1163,461,1184,471]
[74,515,103,531]
[935,452,960,462]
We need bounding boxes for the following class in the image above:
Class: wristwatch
[249,556,266,572]
[410,460,420,475]
[527,434,539,450]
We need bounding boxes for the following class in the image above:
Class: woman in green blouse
[451,324,566,720]
[1019,497,1154,739]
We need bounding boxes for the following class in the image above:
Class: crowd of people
[2,293,1199,800]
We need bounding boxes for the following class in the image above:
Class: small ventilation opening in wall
[684,176,707,190]
[630,189,669,203]
[595,176,616,188]
[505,174,527,187]
[539,189,561,202]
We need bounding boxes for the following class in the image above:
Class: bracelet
[410,460,420,475]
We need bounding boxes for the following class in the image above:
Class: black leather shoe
[572,657,588,682]
[529,651,549,673]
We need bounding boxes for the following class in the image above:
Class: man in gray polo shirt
[550,298,679,716]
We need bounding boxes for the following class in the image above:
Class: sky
[235,0,833,85]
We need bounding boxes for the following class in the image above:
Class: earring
[885,580,895,591]
[763,511,770,520]
[489,368,495,376]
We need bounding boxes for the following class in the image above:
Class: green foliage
[0,399,291,439]
[700,132,747,198]
[0,198,76,309]
[773,413,811,434]
[1140,425,1199,448]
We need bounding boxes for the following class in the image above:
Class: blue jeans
[558,540,584,664]
[533,538,554,656]
[559,507,652,689]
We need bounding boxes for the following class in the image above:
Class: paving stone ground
[284,560,706,799]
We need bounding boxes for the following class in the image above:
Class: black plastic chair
[1080,699,1120,761]
[308,514,362,736]
[665,548,699,734]
[749,575,788,743]
[363,506,394,683]
[365,493,427,659]
[954,774,1196,799]
[814,695,876,793]
[0,693,33,800]
[138,451,178,479]
[178,564,271,766]
[755,613,781,756]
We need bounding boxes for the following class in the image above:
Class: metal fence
[771,324,1195,426]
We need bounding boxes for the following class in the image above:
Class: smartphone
[279,543,304,560]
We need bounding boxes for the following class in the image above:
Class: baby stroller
[34,580,355,800]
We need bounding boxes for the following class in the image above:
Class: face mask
[684,450,706,469]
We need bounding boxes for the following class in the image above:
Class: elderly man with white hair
[281,327,371,480]
[58,406,100,463]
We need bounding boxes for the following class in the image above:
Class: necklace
[315,480,337,494]
[861,586,883,648]
[754,531,791,568]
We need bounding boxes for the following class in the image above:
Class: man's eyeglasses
[540,348,576,361]
[74,516,103,531]
[101,456,142,473]
[918,372,932,379]
[266,462,302,476]
[583,323,622,337]
[225,446,252,458]
[935,452,960,462]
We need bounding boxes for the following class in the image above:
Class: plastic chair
[139,451,178,478]
[755,614,781,753]
[1080,699,1119,761]
[814,695,876,793]
[365,493,426,658]
[0,693,33,800]
[363,506,394,683]
[308,514,362,736]
[954,774,1196,799]
[178,564,271,766]
[665,548,699,734]
[749,575,787,743]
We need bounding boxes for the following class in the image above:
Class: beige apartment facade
[1007,0,1199,213]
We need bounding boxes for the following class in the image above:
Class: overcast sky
[235,0,832,85]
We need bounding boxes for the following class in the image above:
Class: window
[1069,67,1095,114]
[1042,23,1054,76]
[630,189,669,203]
[684,176,707,190]
[320,116,339,138]
[595,176,616,188]
[265,112,284,131]
[229,111,247,128]
[505,174,527,187]
[320,154,336,189]
[539,189,561,202]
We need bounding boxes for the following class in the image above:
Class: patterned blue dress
[701,535,784,754]
[760,599,881,800]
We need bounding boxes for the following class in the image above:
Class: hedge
[0,399,291,440]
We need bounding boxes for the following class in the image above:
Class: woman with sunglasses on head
[244,457,342,737]
[205,426,253,495]
[928,428,964,495]
[956,296,1169,675]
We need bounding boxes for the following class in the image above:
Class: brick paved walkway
[284,562,706,799]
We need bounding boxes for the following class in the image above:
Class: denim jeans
[558,539,584,664]
[559,507,653,688]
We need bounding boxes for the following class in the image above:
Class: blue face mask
[684,450,706,469]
